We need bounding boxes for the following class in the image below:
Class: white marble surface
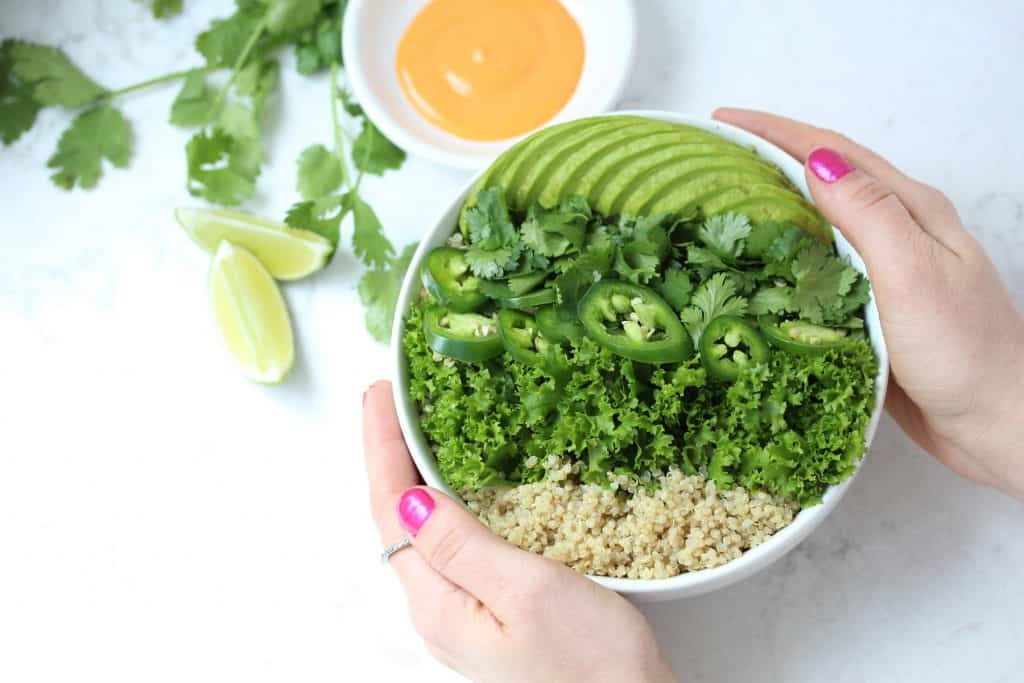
[1,1,1022,681]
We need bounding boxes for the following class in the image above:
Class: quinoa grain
[463,466,797,579]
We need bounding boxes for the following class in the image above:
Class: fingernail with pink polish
[397,488,435,536]
[808,147,854,183]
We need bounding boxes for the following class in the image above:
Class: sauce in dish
[396,0,584,141]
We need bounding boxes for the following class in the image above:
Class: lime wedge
[177,207,332,281]
[209,241,295,384]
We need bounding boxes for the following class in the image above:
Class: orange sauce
[396,0,585,141]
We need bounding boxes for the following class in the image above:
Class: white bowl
[390,111,890,602]
[342,0,637,170]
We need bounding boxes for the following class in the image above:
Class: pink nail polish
[808,147,854,183]
[397,488,435,536]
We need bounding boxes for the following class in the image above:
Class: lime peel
[178,207,331,281]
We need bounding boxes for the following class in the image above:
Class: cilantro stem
[329,61,352,190]
[352,120,373,194]
[103,65,218,100]
[207,16,268,122]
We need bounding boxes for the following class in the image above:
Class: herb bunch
[1,0,413,342]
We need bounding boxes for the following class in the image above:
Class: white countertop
[2,1,1022,681]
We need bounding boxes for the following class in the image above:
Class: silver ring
[380,537,413,564]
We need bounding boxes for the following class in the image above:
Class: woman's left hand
[363,381,676,683]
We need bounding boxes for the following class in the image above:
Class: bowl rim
[342,0,639,170]
[390,110,890,599]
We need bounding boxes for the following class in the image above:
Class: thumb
[805,147,929,290]
[396,486,554,616]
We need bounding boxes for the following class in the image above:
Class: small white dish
[390,111,890,602]
[342,0,637,170]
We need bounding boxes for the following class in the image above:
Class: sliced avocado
[459,117,623,235]
[723,196,832,243]
[492,118,652,195]
[526,122,678,209]
[636,170,789,218]
[538,131,683,208]
[587,142,758,215]
[565,135,723,200]
[506,118,642,209]
[460,117,832,245]
[609,154,788,216]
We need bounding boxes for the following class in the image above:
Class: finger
[362,382,463,611]
[362,380,422,521]
[396,485,553,620]
[363,382,499,653]
[713,108,966,250]
[803,148,954,295]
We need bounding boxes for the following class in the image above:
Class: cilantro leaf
[352,119,405,175]
[550,230,617,316]
[465,187,516,249]
[195,6,266,67]
[169,70,214,127]
[679,272,749,345]
[686,245,731,278]
[11,41,107,107]
[217,102,263,166]
[697,212,751,260]
[762,225,815,278]
[350,192,394,268]
[464,187,522,278]
[295,144,343,200]
[149,0,183,18]
[789,242,859,323]
[831,274,872,322]
[295,43,322,75]
[234,57,278,115]
[338,86,363,117]
[359,242,417,343]
[284,194,343,258]
[520,196,589,257]
[185,128,259,205]
[0,40,42,145]
[747,286,794,316]
[745,221,798,259]
[610,213,671,284]
[264,0,324,35]
[47,105,132,190]
[293,3,342,75]
[655,266,694,312]
[315,10,343,65]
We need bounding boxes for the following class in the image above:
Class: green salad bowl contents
[391,113,889,602]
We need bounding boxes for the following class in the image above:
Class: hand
[714,108,1024,498]
[362,381,676,683]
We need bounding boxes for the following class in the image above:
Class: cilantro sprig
[1,1,414,344]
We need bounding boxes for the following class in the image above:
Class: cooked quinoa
[464,465,797,579]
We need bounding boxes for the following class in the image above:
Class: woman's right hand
[715,108,1024,498]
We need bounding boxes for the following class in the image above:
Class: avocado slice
[701,183,819,217]
[458,117,613,235]
[564,135,728,200]
[721,196,831,243]
[622,169,783,220]
[460,117,832,245]
[585,141,758,215]
[525,122,679,209]
[609,154,788,217]
[461,116,679,231]
[506,118,642,209]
